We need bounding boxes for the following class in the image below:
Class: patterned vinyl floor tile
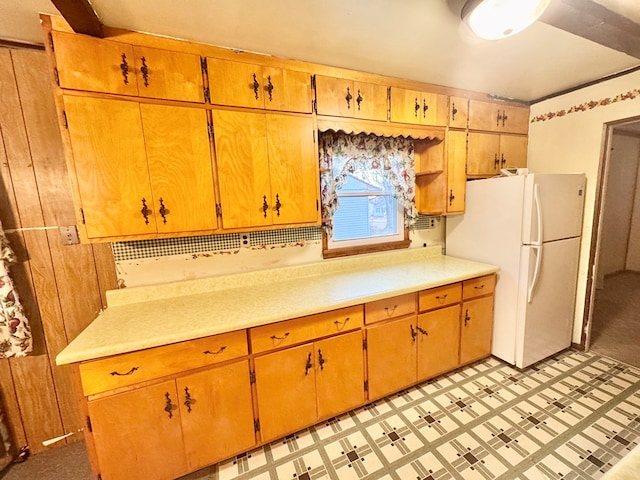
[179,350,640,480]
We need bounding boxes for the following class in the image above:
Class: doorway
[584,118,640,367]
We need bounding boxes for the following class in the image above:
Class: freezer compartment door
[522,173,586,244]
[515,237,580,368]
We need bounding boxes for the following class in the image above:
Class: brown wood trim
[317,117,446,141]
[50,0,104,38]
[0,41,44,51]
[322,228,411,259]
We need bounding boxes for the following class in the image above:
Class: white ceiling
[1,0,639,102]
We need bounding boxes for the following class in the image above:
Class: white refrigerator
[446,173,586,368]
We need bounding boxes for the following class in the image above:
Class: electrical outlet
[59,226,80,245]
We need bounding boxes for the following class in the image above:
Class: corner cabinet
[212,109,320,229]
[63,96,217,240]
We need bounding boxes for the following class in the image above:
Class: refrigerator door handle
[533,183,543,246]
[528,244,543,303]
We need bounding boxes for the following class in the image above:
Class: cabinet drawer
[463,274,496,300]
[79,330,248,396]
[250,305,363,354]
[418,283,462,312]
[365,293,416,324]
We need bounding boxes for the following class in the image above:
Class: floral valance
[0,223,32,358]
[319,131,417,236]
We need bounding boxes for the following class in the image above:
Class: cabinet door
[417,305,461,381]
[207,58,264,108]
[499,105,530,134]
[353,81,388,121]
[366,316,417,400]
[266,114,320,225]
[389,87,421,124]
[52,31,139,96]
[254,344,317,442]
[64,96,156,238]
[262,67,313,113]
[177,360,255,471]
[315,76,354,117]
[499,135,528,169]
[88,381,187,480]
[449,96,469,129]
[446,130,467,213]
[142,104,218,233]
[467,132,500,177]
[468,99,501,132]
[315,331,365,419]
[133,46,204,103]
[460,296,494,365]
[420,92,448,126]
[213,109,272,229]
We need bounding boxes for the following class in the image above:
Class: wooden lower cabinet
[88,360,255,480]
[417,304,461,381]
[460,295,494,364]
[366,316,417,400]
[254,331,364,442]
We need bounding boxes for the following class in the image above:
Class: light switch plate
[59,225,80,245]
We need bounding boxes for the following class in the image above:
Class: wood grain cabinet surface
[468,100,530,134]
[389,87,448,126]
[64,96,217,240]
[467,132,528,177]
[212,109,319,230]
[315,75,388,121]
[207,57,313,113]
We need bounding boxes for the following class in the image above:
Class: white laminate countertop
[56,247,499,365]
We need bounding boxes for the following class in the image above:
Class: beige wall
[599,133,640,276]
[528,69,640,343]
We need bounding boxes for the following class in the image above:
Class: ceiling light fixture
[461,0,552,40]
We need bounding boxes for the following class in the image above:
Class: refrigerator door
[446,175,525,364]
[515,237,581,368]
[522,173,586,244]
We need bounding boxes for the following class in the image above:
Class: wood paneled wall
[0,47,117,455]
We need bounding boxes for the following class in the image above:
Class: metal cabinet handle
[252,73,260,99]
[494,154,500,169]
[140,57,149,87]
[411,324,417,342]
[304,353,313,376]
[140,198,152,224]
[356,90,363,110]
[274,194,282,216]
[416,326,428,336]
[120,53,129,85]
[334,317,350,330]
[159,198,168,224]
[345,87,353,109]
[384,305,398,316]
[203,346,226,355]
[109,366,139,376]
[318,349,325,370]
[266,75,274,101]
[414,98,420,117]
[451,103,457,120]
[270,332,290,341]
[423,99,429,117]
[449,189,455,206]
[164,392,175,419]
[435,294,448,304]
[183,386,193,413]
[262,195,269,217]
[464,309,471,326]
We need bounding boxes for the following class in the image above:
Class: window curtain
[319,131,417,236]
[0,222,32,358]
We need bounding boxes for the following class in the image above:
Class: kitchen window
[319,131,417,258]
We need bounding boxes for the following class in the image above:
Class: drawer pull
[270,332,290,342]
[318,349,325,370]
[435,294,448,304]
[164,392,175,419]
[333,317,350,330]
[474,285,485,290]
[203,346,226,355]
[109,366,139,377]
[464,309,471,326]
[183,386,193,413]
[384,305,398,316]
[304,353,313,376]
[410,324,417,342]
[416,326,428,336]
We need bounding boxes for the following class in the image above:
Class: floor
[3,273,639,480]
[589,272,640,369]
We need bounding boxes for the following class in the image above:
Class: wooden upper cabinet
[449,96,469,129]
[499,134,528,170]
[64,95,156,238]
[389,87,448,126]
[467,132,527,177]
[468,100,530,134]
[446,129,467,214]
[52,31,139,96]
[213,109,319,230]
[207,58,312,112]
[141,104,218,233]
[315,75,388,121]
[132,46,204,102]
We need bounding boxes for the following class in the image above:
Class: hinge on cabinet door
[249,370,256,384]
[312,99,317,113]
[80,208,86,225]
[86,416,92,433]
[387,87,391,121]
[311,74,316,90]
[216,203,222,217]
[207,121,214,139]
[48,32,54,52]
[254,419,260,432]
[364,380,369,392]
[53,67,60,86]
[200,57,208,74]
[62,110,68,128]
[316,199,319,212]
[313,129,317,144]
[203,87,211,104]
[362,338,367,350]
